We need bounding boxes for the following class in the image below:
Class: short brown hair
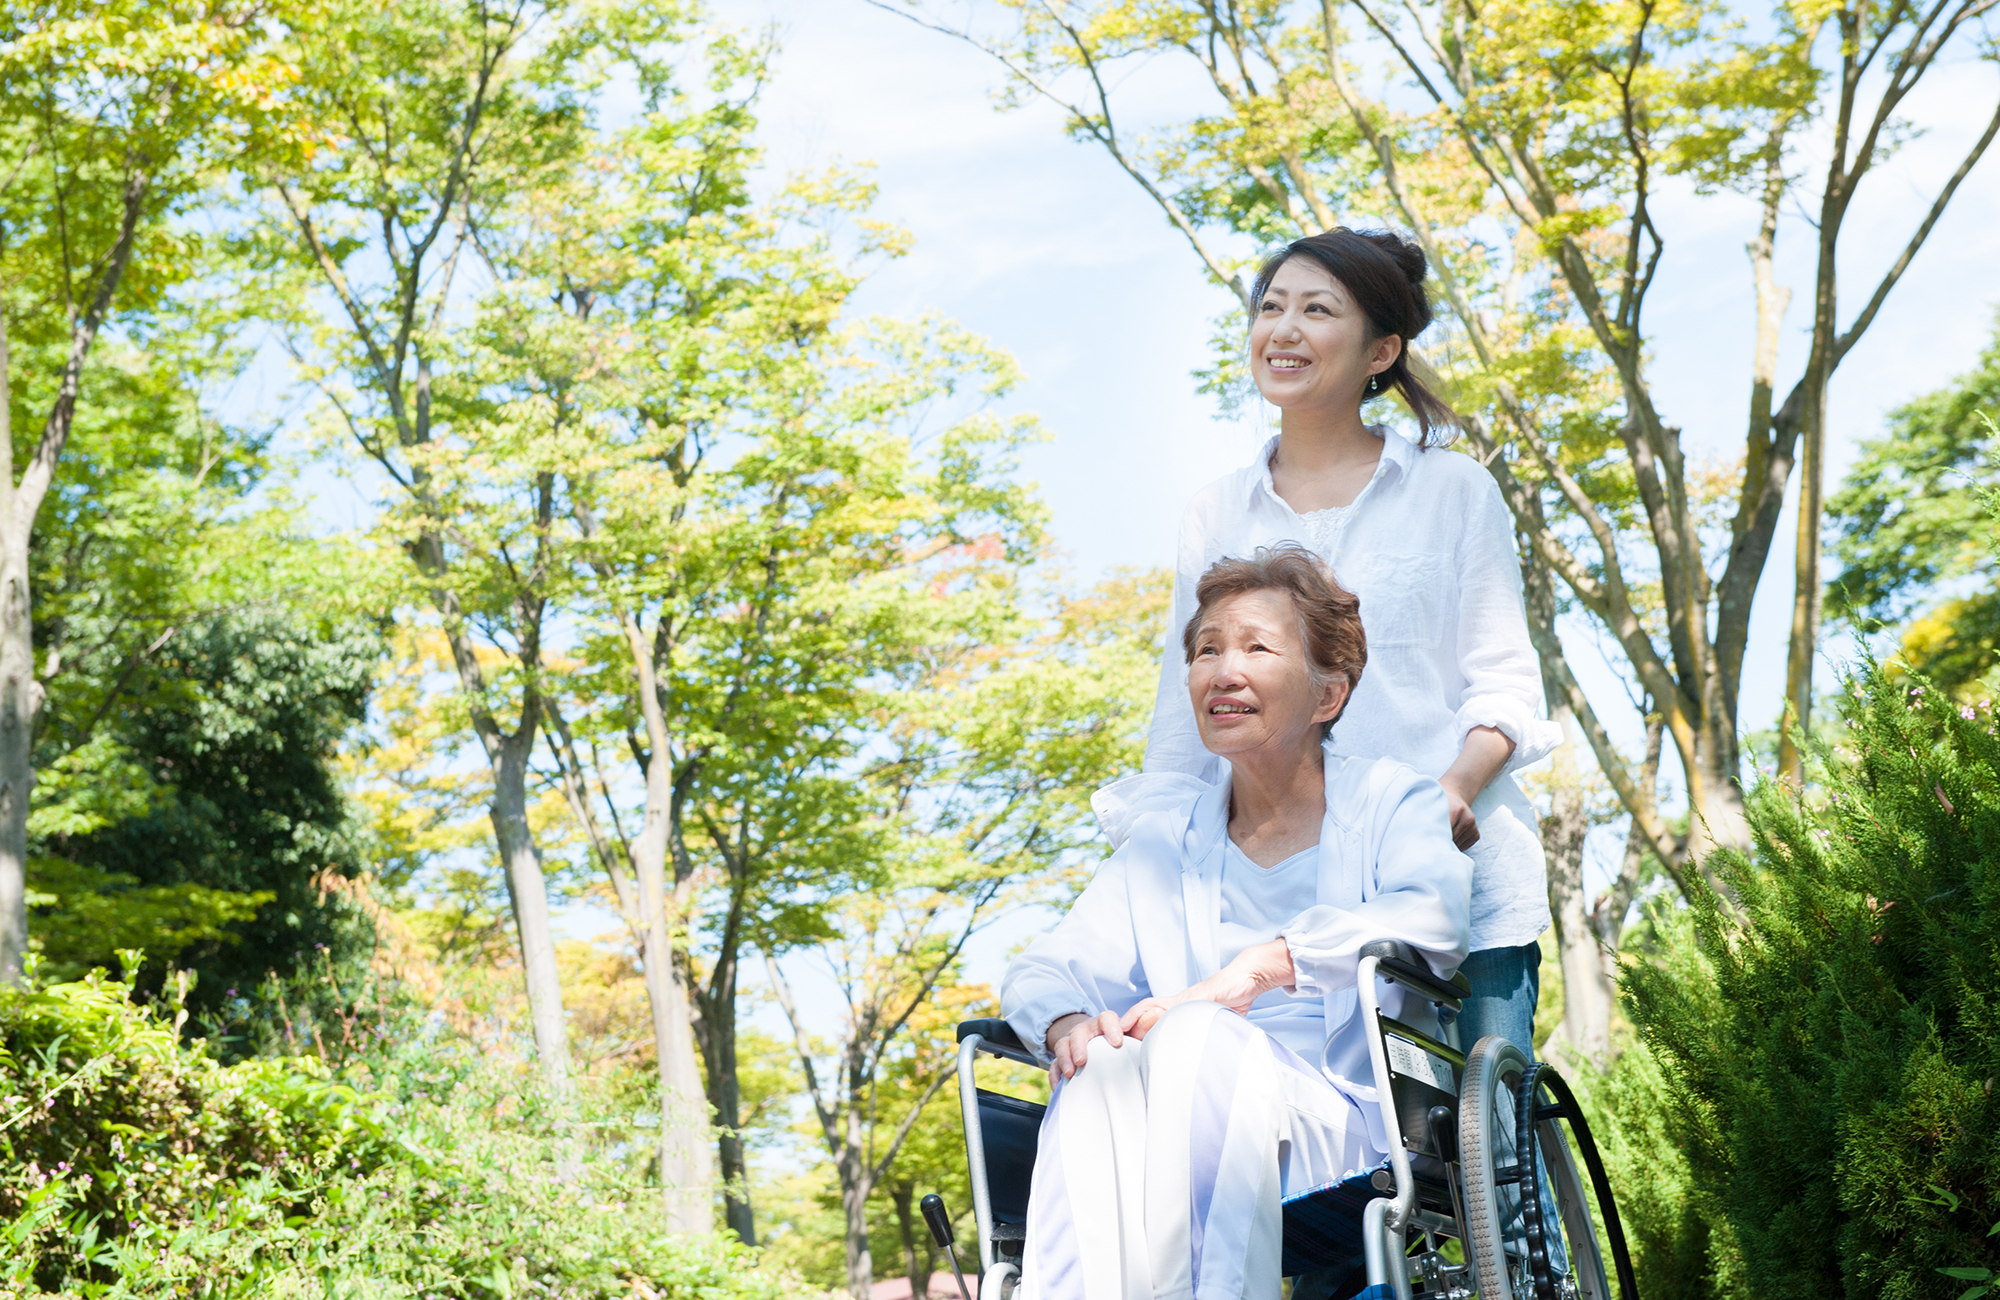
[1181,545,1367,738]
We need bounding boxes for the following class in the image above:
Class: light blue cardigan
[1003,754,1472,1152]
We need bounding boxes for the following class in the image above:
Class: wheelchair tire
[979,1261,1017,1300]
[1459,1037,1628,1300]
[1516,1063,1639,1300]
[1460,1036,1532,1298]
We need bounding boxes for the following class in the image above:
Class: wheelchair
[948,940,1638,1300]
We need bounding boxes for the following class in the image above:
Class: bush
[1567,1036,1748,1299]
[1623,666,2000,1300]
[0,972,795,1299]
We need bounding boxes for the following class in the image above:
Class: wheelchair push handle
[1358,938,1471,1008]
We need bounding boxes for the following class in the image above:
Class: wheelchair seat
[1280,1164,1393,1277]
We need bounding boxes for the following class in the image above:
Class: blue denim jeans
[1455,941,1542,1060]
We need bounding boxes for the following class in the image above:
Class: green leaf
[1938,1268,1993,1281]
[1926,1185,1964,1213]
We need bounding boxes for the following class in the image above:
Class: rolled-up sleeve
[1450,472,1561,770]
[1281,775,1472,996]
[1002,851,1150,1064]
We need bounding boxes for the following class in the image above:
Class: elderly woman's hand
[1118,939,1297,1039]
[1045,1010,1127,1081]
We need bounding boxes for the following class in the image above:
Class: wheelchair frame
[953,939,1634,1300]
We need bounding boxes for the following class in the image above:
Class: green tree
[764,571,1165,1299]
[50,611,379,1012]
[878,0,2000,1060]
[878,0,2000,834]
[252,0,692,1101]
[0,0,283,980]
[455,45,905,1228]
[1828,332,2000,699]
[5,275,378,1017]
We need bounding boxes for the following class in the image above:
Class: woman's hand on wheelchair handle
[1045,1010,1125,1080]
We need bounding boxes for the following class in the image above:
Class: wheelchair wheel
[1458,1037,1634,1300]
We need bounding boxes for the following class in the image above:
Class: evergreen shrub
[1568,1033,1759,1298]
[1623,665,2000,1300]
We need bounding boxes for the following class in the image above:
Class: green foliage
[1623,666,2000,1299]
[22,859,271,983]
[1829,328,2000,698]
[1569,1037,1747,1300]
[0,970,397,1291]
[21,306,384,1019]
[0,968,796,1298]
[54,610,380,1009]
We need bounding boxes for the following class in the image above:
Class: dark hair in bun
[1250,227,1458,446]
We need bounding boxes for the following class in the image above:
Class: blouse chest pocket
[1340,551,1451,649]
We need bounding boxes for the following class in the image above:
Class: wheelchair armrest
[1359,939,1471,1009]
[957,1018,1041,1066]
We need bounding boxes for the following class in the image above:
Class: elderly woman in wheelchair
[949,546,1634,1300]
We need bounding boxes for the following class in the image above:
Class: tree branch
[869,1060,959,1185]
[766,952,843,1154]
[1833,89,2000,368]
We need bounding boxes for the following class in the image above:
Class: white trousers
[1021,1002,1380,1300]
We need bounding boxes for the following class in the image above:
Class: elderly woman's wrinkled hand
[1117,939,1298,1040]
[1045,1010,1126,1082]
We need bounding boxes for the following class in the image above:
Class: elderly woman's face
[1188,588,1346,760]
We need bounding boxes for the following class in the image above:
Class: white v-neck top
[1220,840,1326,1061]
[1094,427,1559,952]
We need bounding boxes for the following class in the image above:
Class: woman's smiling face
[1249,256,1401,413]
[1188,588,1346,760]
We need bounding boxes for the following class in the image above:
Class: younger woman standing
[1096,227,1559,1058]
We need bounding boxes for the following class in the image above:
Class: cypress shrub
[1625,666,2000,1299]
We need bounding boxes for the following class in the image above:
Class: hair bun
[1356,229,1428,290]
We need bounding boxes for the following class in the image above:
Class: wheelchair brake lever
[921,1193,976,1300]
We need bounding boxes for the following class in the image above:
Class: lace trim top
[1298,500,1361,559]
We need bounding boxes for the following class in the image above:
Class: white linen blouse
[1005,755,1472,1153]
[1092,427,1560,953]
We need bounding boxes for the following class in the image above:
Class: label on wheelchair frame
[1385,1034,1456,1094]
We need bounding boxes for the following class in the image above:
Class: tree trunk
[0,309,24,980]
[638,882,710,1231]
[621,616,714,1231]
[842,1145,876,1300]
[893,1181,923,1300]
[1591,708,1663,1018]
[697,949,755,1244]
[1780,379,1828,786]
[0,527,34,985]
[1685,728,1751,864]
[1541,709,1612,1066]
[490,737,574,1100]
